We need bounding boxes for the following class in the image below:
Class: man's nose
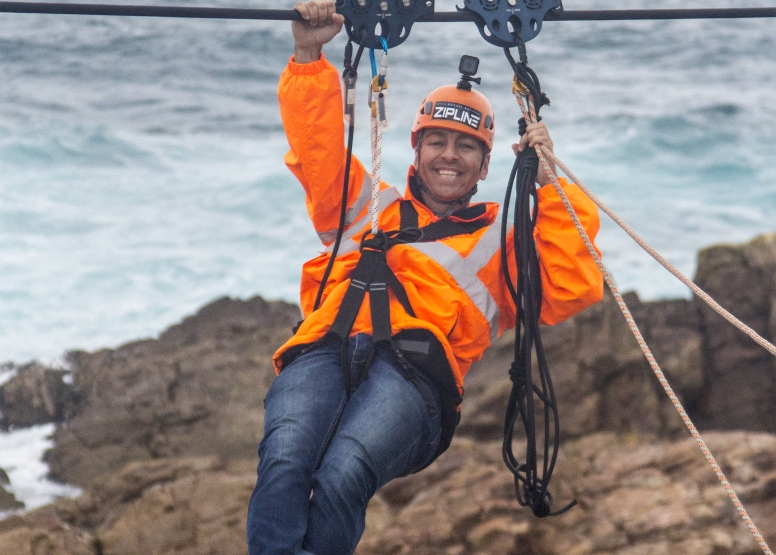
[440,141,458,160]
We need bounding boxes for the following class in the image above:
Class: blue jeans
[246,334,442,555]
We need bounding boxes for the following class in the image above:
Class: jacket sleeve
[533,177,604,325]
[278,54,374,245]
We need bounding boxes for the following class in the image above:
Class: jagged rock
[1,432,773,555]
[89,458,254,555]
[3,232,774,554]
[0,456,253,555]
[693,233,776,431]
[458,289,704,442]
[0,363,76,429]
[0,466,23,513]
[0,509,94,555]
[45,296,300,487]
[0,484,24,513]
[356,432,776,555]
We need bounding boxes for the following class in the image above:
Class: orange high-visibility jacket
[273,55,604,394]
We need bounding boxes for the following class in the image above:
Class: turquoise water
[1,0,775,368]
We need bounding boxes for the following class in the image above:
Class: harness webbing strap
[328,247,382,340]
[400,200,419,229]
[327,202,490,345]
[368,259,392,343]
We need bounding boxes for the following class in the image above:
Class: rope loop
[499,47,573,519]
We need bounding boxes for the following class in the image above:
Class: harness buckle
[386,227,424,244]
[359,229,389,253]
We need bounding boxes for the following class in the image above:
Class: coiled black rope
[499,42,574,519]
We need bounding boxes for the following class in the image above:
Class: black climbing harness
[312,198,491,464]
[310,1,575,513]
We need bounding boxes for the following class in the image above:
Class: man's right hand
[293,1,345,64]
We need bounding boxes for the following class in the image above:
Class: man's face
[414,128,490,204]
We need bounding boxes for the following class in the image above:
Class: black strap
[400,200,418,230]
[328,246,382,340]
[328,207,490,347]
[419,216,487,241]
[398,200,489,240]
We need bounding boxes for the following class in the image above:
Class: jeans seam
[313,396,348,472]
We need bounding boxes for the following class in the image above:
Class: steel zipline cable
[1,2,776,20]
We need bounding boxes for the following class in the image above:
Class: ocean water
[0,0,775,508]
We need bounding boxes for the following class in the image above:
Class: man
[247,2,603,554]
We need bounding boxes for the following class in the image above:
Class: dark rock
[357,432,776,555]
[4,229,776,554]
[0,467,23,513]
[693,233,776,431]
[2,433,774,555]
[459,289,704,442]
[0,456,253,555]
[45,295,300,487]
[0,363,77,430]
[0,483,24,513]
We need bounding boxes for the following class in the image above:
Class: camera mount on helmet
[457,54,481,91]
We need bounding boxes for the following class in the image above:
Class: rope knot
[508,362,528,387]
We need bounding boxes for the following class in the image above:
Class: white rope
[370,115,382,235]
[513,89,774,555]
[369,51,388,236]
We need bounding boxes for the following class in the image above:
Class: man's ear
[479,152,490,181]
[413,146,420,170]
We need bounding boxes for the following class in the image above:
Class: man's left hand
[512,122,558,187]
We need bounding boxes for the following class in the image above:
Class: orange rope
[514,91,774,555]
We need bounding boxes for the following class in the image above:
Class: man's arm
[533,179,603,324]
[281,1,381,244]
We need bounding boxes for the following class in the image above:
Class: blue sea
[1,0,775,509]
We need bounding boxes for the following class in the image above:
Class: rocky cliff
[1,233,775,555]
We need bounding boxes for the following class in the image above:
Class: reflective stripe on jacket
[273,54,604,394]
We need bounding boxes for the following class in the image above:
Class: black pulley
[336,0,435,49]
[460,0,562,45]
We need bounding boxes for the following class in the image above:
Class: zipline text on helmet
[411,55,495,151]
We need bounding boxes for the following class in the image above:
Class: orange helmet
[411,85,495,151]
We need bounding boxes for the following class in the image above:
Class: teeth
[437,169,460,177]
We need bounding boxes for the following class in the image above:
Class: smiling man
[246,2,603,554]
